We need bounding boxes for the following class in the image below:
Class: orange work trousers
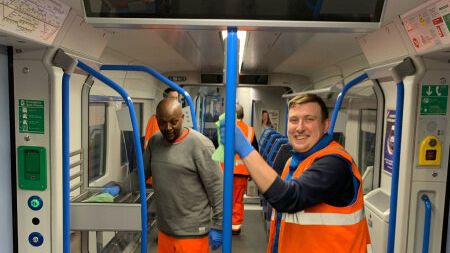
[232,175,249,226]
[157,231,209,253]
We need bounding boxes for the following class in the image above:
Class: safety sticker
[19,99,44,134]
[420,84,448,115]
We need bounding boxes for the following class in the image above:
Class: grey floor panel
[145,209,268,252]
[219,209,268,253]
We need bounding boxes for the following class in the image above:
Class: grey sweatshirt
[144,128,223,237]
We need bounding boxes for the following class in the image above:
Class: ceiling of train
[61,0,424,82]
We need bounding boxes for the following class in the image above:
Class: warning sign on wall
[19,99,44,134]
[402,0,450,53]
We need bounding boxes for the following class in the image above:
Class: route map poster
[0,0,70,45]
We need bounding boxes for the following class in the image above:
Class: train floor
[145,204,268,253]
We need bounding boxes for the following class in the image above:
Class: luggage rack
[70,189,154,231]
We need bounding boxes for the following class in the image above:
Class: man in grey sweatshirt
[144,98,223,252]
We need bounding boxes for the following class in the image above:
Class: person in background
[163,87,180,100]
[221,94,371,252]
[261,110,273,129]
[221,104,258,235]
[144,98,223,252]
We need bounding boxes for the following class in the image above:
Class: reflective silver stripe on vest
[283,209,365,226]
[247,127,254,141]
[235,159,245,166]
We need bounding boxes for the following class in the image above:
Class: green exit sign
[420,85,448,115]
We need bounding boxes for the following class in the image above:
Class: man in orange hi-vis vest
[221,104,258,235]
[220,94,371,253]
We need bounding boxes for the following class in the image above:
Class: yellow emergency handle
[419,135,441,166]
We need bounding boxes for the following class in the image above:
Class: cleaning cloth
[82,192,115,203]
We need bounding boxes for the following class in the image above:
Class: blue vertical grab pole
[386,57,415,253]
[62,73,71,253]
[421,195,432,253]
[223,27,238,253]
[99,65,198,130]
[387,80,404,253]
[328,73,368,135]
[53,49,149,253]
[77,61,148,253]
[52,49,78,253]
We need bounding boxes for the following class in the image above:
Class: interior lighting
[222,30,247,73]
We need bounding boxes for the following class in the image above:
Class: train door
[0,45,13,253]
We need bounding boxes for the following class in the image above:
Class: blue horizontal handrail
[99,64,198,130]
[328,73,368,136]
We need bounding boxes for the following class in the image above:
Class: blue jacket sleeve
[262,155,355,213]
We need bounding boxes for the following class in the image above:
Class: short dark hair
[163,88,178,98]
[288,93,329,121]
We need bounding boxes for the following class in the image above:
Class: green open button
[18,146,47,190]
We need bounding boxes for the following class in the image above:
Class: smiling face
[156,99,184,143]
[287,102,329,153]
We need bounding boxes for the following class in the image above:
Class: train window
[88,103,107,183]
[359,109,376,193]
[120,102,143,170]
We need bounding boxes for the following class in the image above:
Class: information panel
[19,99,45,134]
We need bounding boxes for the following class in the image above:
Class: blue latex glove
[102,183,120,197]
[209,229,222,250]
[220,121,254,158]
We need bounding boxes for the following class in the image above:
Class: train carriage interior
[0,0,450,252]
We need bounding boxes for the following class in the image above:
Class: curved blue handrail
[386,80,404,253]
[76,61,148,253]
[223,26,238,253]
[328,73,368,135]
[99,65,198,130]
[421,195,432,253]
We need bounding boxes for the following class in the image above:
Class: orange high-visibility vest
[221,120,255,176]
[267,141,371,253]
[144,114,159,150]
